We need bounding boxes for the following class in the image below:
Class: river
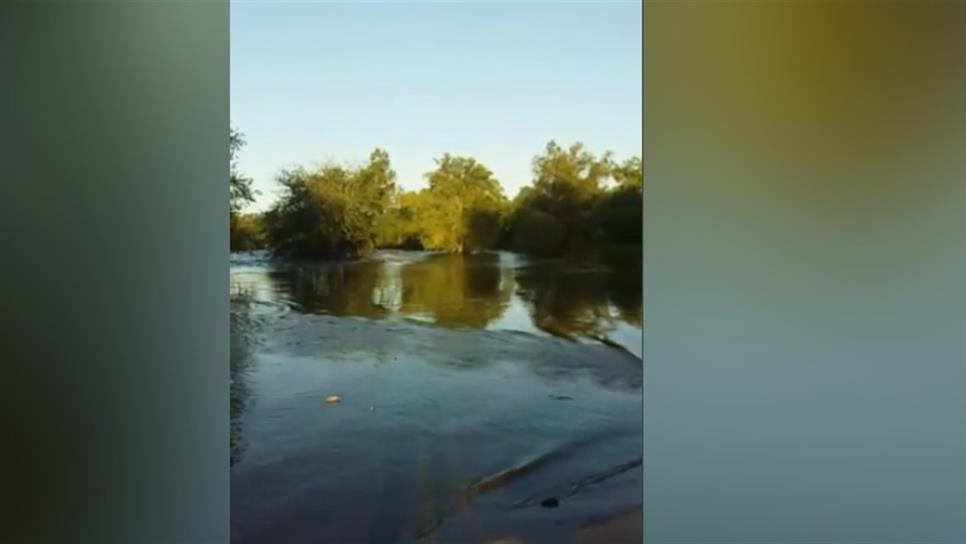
[230,250,642,543]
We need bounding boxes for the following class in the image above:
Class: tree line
[229,129,642,259]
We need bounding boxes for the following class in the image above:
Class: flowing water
[230,250,642,544]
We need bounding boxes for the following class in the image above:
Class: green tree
[263,149,397,259]
[595,156,643,244]
[531,141,612,205]
[611,156,642,189]
[230,127,258,252]
[416,154,507,253]
[229,127,255,214]
[230,212,266,251]
[506,141,612,255]
[373,189,424,249]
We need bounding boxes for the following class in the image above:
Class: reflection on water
[230,250,642,357]
[398,253,514,329]
[230,250,642,543]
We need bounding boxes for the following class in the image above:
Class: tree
[229,127,255,214]
[249,141,640,260]
[530,141,611,215]
[230,212,266,251]
[373,190,425,249]
[263,149,397,259]
[595,156,643,244]
[230,127,258,252]
[611,156,642,189]
[416,154,507,253]
[505,141,612,255]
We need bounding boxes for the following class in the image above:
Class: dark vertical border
[1,2,229,541]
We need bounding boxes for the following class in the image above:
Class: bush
[263,150,395,260]
[230,213,266,251]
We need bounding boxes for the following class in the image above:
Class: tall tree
[506,141,612,255]
[229,127,255,214]
[417,154,507,253]
[530,141,612,215]
[595,155,643,244]
[230,127,257,251]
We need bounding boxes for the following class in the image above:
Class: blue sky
[231,1,642,211]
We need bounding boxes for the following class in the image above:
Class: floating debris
[548,394,574,401]
[325,395,341,404]
[540,498,559,508]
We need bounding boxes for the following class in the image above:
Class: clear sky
[231,1,642,212]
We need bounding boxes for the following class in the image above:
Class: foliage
[230,127,259,252]
[241,137,641,261]
[611,155,643,189]
[263,149,396,259]
[230,213,266,251]
[373,190,426,250]
[369,155,508,254]
[594,157,643,244]
[504,141,641,256]
[229,128,255,214]
[509,208,565,257]
[530,141,612,211]
[526,141,612,244]
[413,154,507,253]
